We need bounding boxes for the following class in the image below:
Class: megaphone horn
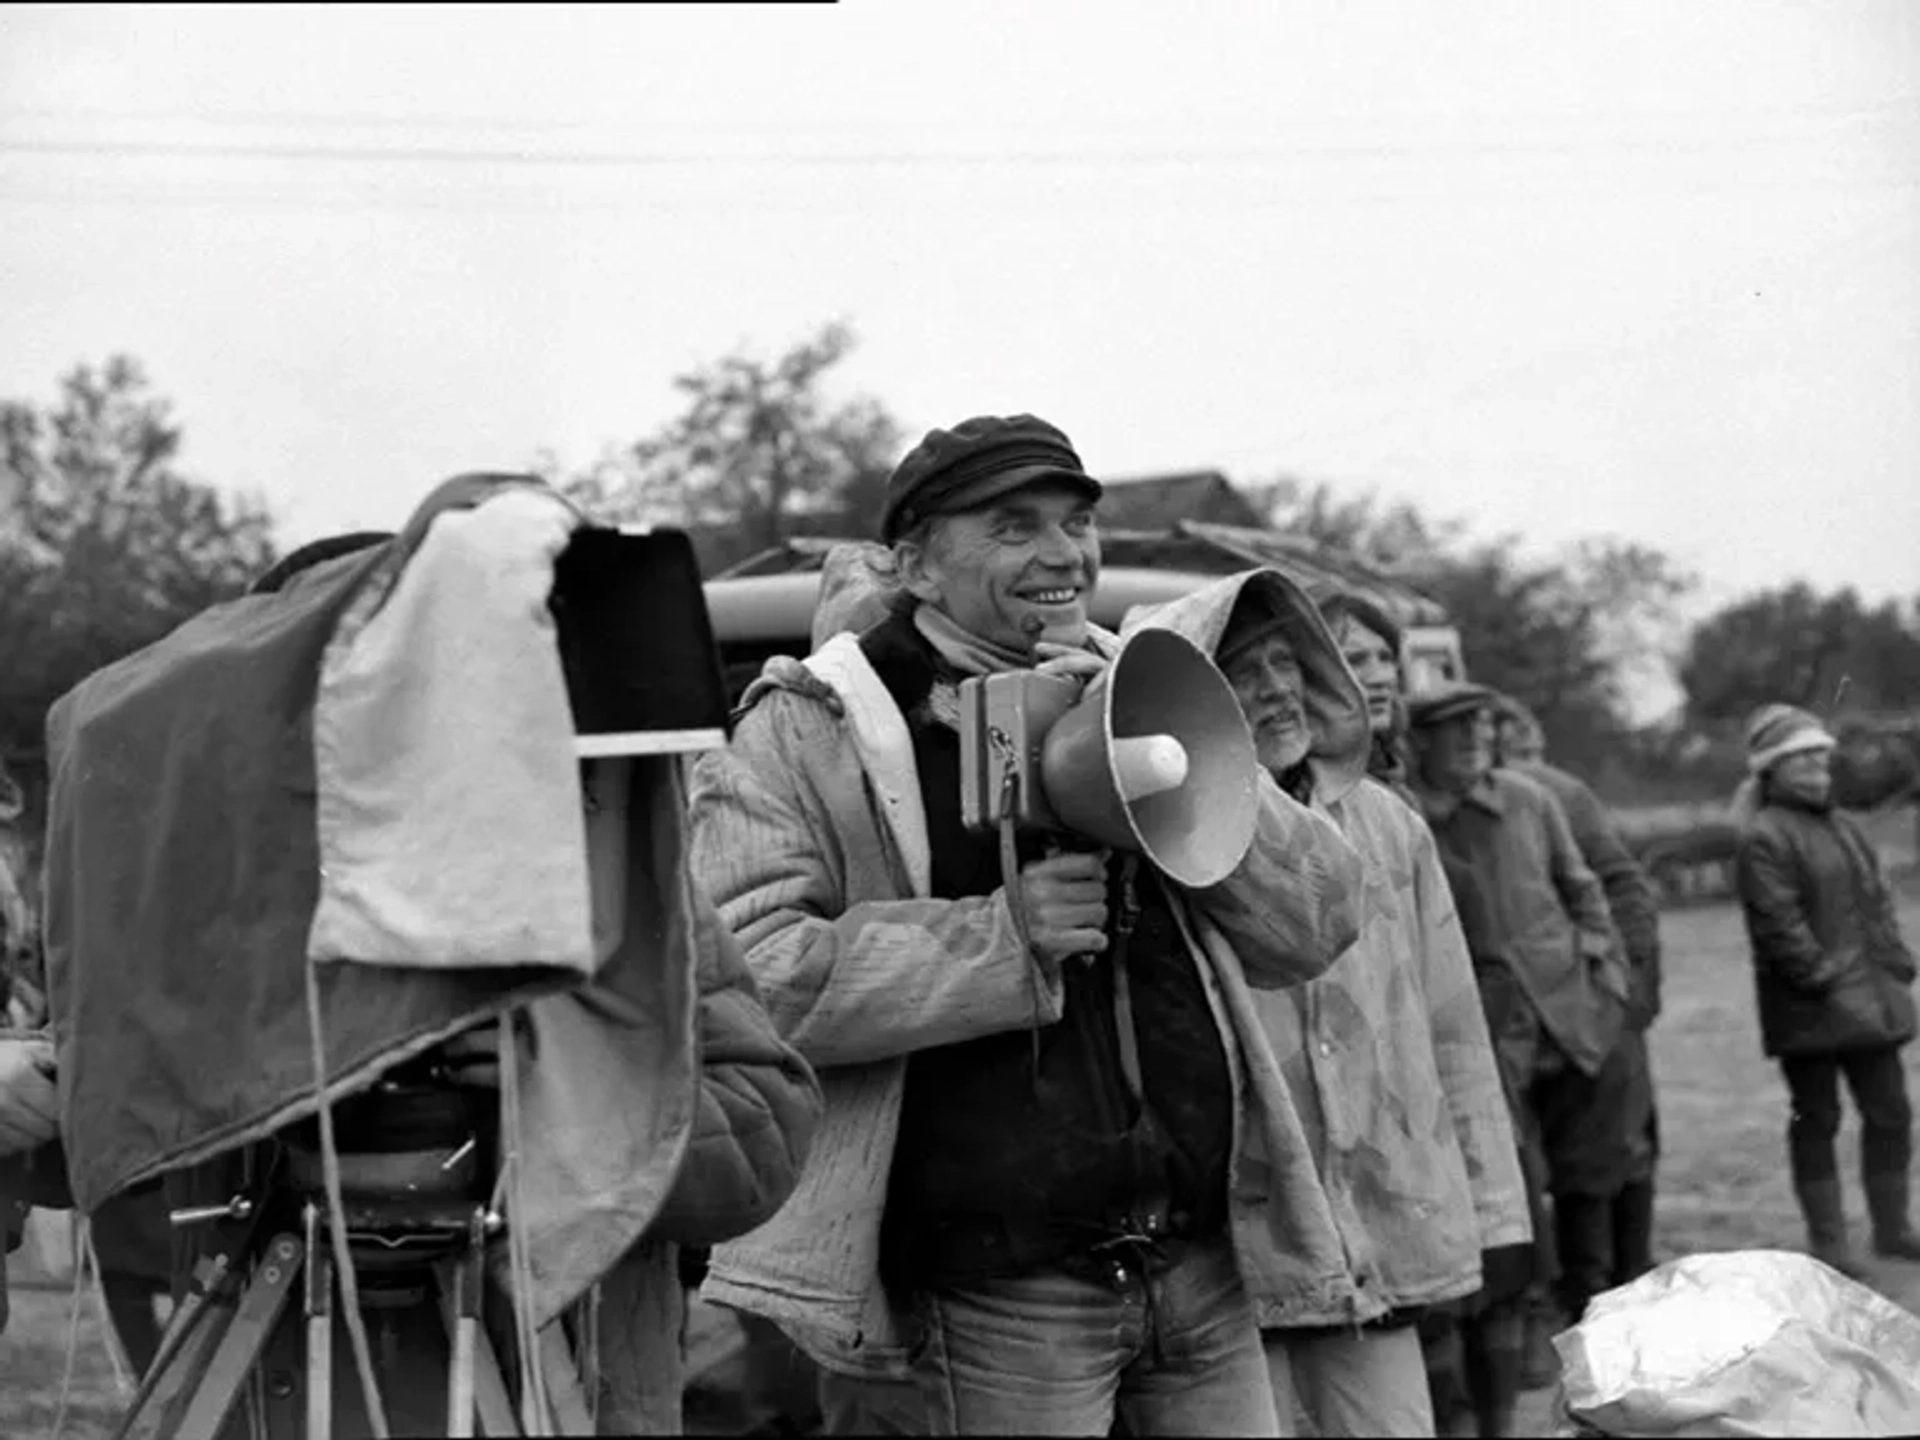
[1040,628,1261,888]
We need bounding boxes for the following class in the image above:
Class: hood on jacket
[1125,568,1372,803]
[729,542,901,719]
[813,541,907,651]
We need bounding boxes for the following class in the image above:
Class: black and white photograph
[1,3,1917,1436]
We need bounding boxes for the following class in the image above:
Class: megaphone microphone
[1110,735,1190,801]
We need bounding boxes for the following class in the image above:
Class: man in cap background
[689,414,1366,1435]
[1733,702,1920,1276]
[1489,695,1664,1315]
[1403,682,1626,1437]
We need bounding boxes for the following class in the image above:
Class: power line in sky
[0,100,1912,169]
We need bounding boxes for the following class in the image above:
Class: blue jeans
[913,1237,1279,1436]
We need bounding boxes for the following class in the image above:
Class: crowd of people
[0,412,1915,1438]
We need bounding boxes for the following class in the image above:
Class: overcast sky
[2,1,1916,644]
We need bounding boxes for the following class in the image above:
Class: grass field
[6,817,1919,1437]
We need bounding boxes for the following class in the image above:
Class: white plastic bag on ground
[1555,1249,1920,1437]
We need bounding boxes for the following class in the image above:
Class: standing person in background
[1490,696,1664,1308]
[1144,572,1531,1438]
[1405,683,1628,1438]
[1733,702,1920,1276]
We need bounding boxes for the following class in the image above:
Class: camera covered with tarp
[38,472,737,1435]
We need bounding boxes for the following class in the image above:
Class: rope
[79,1218,134,1392]
[303,958,392,1438]
[47,1215,88,1440]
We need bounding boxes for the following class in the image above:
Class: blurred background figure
[1490,696,1664,1317]
[1733,703,1920,1277]
[1404,683,1628,1437]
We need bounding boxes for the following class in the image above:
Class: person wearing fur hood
[1131,568,1530,1439]
[687,415,1369,1437]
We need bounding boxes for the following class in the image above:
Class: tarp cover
[1555,1249,1920,1437]
[42,475,701,1322]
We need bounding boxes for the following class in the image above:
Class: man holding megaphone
[688,414,1368,1437]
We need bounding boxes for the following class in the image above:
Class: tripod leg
[538,1325,595,1436]
[445,1231,484,1440]
[171,1234,304,1440]
[303,1204,333,1440]
[112,1252,236,1440]
[435,1253,519,1438]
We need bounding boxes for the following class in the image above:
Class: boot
[1462,1300,1525,1440]
[1865,1170,1920,1261]
[1611,1178,1657,1285]
[1795,1177,1867,1278]
[1553,1192,1616,1324]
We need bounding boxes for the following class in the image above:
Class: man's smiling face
[900,482,1100,651]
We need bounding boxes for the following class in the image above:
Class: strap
[998,770,1047,1080]
[1110,855,1145,1110]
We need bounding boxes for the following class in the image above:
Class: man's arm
[1735,826,1841,992]
[1537,785,1624,983]
[688,693,1066,1069]
[646,887,823,1248]
[1554,776,1663,1025]
[1183,771,1365,989]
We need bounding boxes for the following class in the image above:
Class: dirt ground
[7,822,1920,1437]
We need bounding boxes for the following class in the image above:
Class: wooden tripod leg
[303,1204,333,1440]
[111,1252,235,1440]
[444,1216,485,1440]
[537,1325,595,1437]
[170,1234,304,1440]
[434,1224,518,1439]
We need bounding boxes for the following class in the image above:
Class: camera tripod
[110,1179,593,1440]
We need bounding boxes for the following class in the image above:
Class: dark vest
[863,613,1233,1290]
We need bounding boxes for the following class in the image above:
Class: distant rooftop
[1097,470,1265,530]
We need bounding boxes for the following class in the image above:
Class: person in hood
[687,414,1367,1437]
[1733,702,1920,1277]
[1134,570,1529,1438]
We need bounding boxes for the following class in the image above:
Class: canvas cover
[42,475,702,1323]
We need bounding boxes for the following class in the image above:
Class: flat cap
[881,413,1101,543]
[1406,681,1498,731]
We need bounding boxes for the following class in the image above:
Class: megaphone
[958,628,1261,888]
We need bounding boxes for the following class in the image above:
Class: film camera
[78,507,733,1440]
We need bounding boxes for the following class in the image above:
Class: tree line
[3,331,1917,817]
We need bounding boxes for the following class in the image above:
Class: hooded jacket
[1129,570,1531,1325]
[687,551,1369,1376]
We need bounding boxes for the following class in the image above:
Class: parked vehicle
[701,521,1466,704]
